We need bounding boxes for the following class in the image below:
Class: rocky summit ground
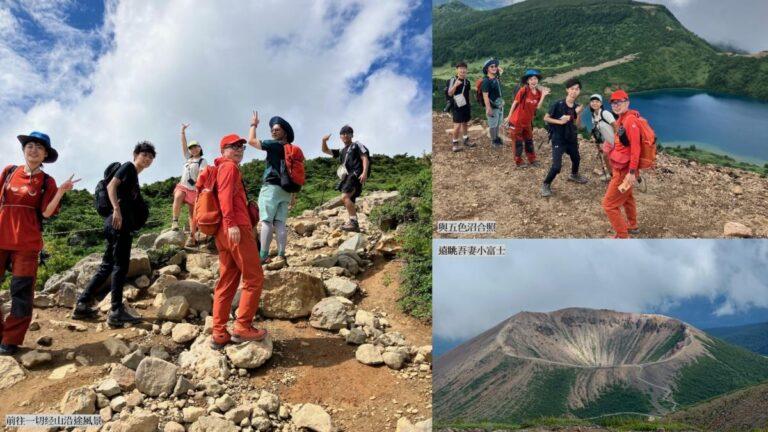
[433,112,768,239]
[0,191,431,432]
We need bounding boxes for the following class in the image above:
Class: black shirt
[332,142,370,177]
[111,162,146,231]
[261,140,285,185]
[548,99,580,142]
[446,77,470,106]
[481,76,502,103]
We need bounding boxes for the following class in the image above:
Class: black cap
[340,125,354,135]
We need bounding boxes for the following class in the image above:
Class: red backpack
[632,112,657,169]
[475,78,485,105]
[280,143,305,192]
[194,165,221,235]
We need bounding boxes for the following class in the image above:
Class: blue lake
[586,89,768,165]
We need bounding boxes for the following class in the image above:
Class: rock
[178,335,229,378]
[121,350,145,370]
[172,323,201,344]
[55,282,78,307]
[33,294,55,308]
[97,378,122,397]
[345,327,367,345]
[43,270,77,293]
[338,233,366,253]
[49,363,77,380]
[28,321,40,331]
[135,357,178,396]
[354,310,379,329]
[264,256,287,270]
[159,296,190,321]
[382,351,407,370]
[396,417,432,432]
[309,296,355,330]
[189,416,237,432]
[183,406,206,423]
[0,357,26,389]
[256,391,279,413]
[149,274,178,295]
[36,336,53,347]
[375,233,401,256]
[60,387,97,414]
[377,331,407,347]
[111,409,158,432]
[136,233,159,250]
[150,345,171,361]
[355,344,384,365]
[186,253,219,282]
[336,254,359,274]
[168,250,187,267]
[291,403,333,432]
[215,393,236,412]
[310,255,338,268]
[110,363,137,390]
[260,271,326,319]
[164,280,212,313]
[732,185,744,195]
[104,337,132,357]
[110,395,127,412]
[154,230,188,248]
[225,337,273,369]
[161,321,176,336]
[289,218,321,236]
[174,375,194,397]
[123,285,140,301]
[100,405,113,422]
[134,275,151,289]
[724,222,753,238]
[324,277,358,298]
[225,404,252,424]
[416,345,432,363]
[159,264,182,276]
[164,421,185,432]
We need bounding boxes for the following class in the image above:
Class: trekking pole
[594,141,608,179]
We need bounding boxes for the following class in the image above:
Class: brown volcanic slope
[433,112,768,239]
[666,380,768,431]
[435,308,714,422]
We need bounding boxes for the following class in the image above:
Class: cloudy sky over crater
[0,0,432,188]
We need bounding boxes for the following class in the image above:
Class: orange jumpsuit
[602,110,642,238]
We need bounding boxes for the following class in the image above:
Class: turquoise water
[586,89,768,165]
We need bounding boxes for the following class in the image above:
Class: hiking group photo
[0,2,433,432]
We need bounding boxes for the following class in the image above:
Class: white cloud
[0,0,431,188]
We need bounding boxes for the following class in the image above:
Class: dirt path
[545,54,638,84]
[433,113,768,238]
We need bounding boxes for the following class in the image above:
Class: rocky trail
[0,191,431,432]
[433,112,768,239]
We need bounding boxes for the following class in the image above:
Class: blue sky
[433,239,768,357]
[0,1,432,188]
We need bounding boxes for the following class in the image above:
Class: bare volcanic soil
[433,112,768,238]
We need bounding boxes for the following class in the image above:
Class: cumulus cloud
[434,240,768,341]
[0,0,431,188]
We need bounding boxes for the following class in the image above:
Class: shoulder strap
[0,165,18,208]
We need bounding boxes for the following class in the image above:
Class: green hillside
[433,0,768,107]
[706,322,768,355]
[1,155,433,320]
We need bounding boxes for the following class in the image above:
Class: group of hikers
[0,114,371,354]
[444,58,654,239]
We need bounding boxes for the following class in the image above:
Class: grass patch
[573,384,654,419]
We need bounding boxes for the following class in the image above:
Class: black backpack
[94,162,122,217]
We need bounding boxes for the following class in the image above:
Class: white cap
[589,94,603,102]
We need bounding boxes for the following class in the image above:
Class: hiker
[173,123,208,246]
[541,78,588,197]
[480,58,505,147]
[72,142,154,327]
[210,133,267,348]
[602,89,642,238]
[445,61,475,152]
[321,125,370,232]
[507,69,550,167]
[588,94,617,182]
[247,112,295,264]
[0,132,79,355]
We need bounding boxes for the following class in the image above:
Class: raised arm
[42,174,80,218]
[247,111,263,150]
[321,134,333,156]
[181,123,190,159]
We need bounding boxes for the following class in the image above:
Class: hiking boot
[568,174,589,184]
[184,237,198,248]
[171,220,179,231]
[71,302,99,320]
[341,219,360,232]
[0,344,19,356]
[451,144,462,153]
[540,183,553,197]
[232,326,268,343]
[210,333,232,350]
[463,138,476,148]
[628,227,640,235]
[107,307,142,328]
[493,137,504,147]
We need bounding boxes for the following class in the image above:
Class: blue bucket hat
[17,131,58,163]
[482,58,499,75]
[268,116,294,144]
[521,68,542,84]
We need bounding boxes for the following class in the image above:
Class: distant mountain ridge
[434,308,768,423]
[706,321,768,355]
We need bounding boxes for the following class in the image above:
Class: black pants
[514,139,535,158]
[77,223,133,312]
[544,138,581,185]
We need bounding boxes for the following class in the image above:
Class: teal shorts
[258,183,291,223]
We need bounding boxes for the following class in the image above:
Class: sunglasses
[610,99,628,105]
[226,144,246,151]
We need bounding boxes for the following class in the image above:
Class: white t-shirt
[180,157,207,190]
[592,109,616,145]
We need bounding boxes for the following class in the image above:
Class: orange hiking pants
[602,168,638,239]
[0,249,38,346]
[212,225,264,339]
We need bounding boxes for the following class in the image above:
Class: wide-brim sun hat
[18,131,58,163]
[521,68,542,83]
[220,134,246,150]
[482,58,499,75]
[269,116,294,144]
